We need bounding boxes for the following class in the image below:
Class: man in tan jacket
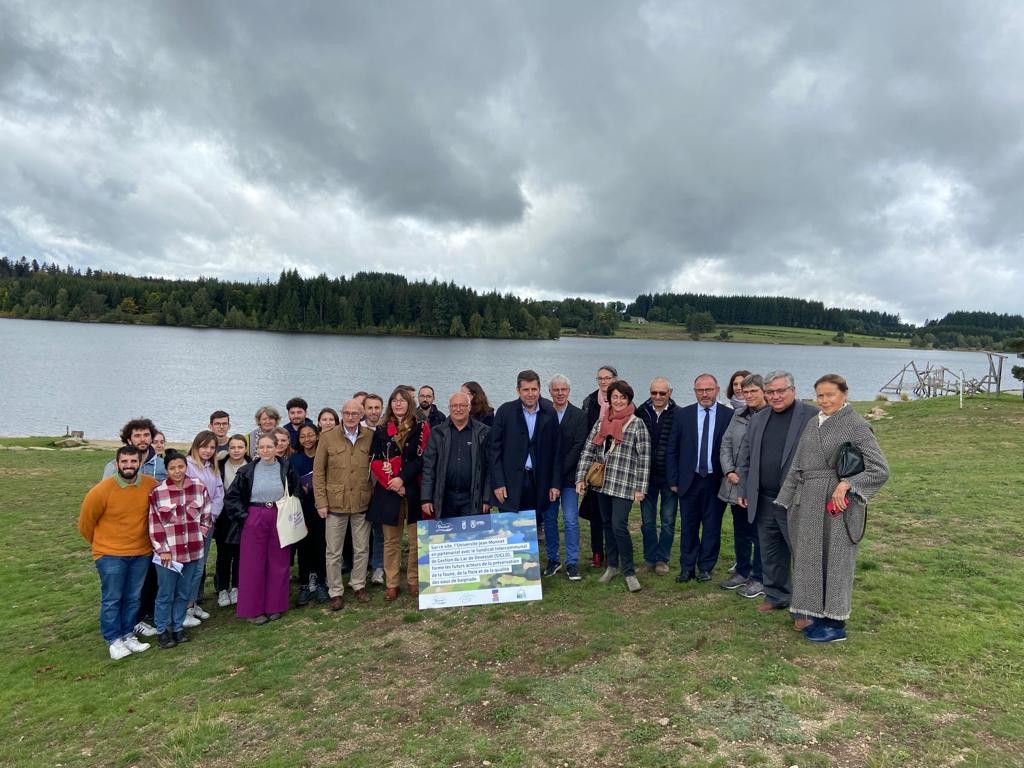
[314,399,374,610]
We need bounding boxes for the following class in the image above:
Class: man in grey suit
[736,371,818,628]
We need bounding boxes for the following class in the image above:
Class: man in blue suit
[488,369,561,515]
[667,373,733,583]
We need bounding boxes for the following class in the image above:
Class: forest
[1,257,1021,350]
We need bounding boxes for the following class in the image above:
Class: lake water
[0,318,1012,441]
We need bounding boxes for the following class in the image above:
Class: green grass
[2,394,1023,767]
[587,321,912,348]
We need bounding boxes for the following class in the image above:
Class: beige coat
[313,426,374,513]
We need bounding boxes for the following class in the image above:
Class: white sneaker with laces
[217,590,230,608]
[108,639,132,660]
[229,587,238,605]
[371,568,385,585]
[189,605,210,620]
[134,621,158,637]
[123,636,151,653]
[182,614,201,628]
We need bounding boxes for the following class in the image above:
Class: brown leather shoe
[793,617,814,631]
[408,584,419,598]
[329,596,344,611]
[354,588,370,604]
[756,600,784,612]
[385,587,399,601]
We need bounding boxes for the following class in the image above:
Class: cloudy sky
[2,1,1022,324]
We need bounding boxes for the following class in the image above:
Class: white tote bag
[276,477,308,547]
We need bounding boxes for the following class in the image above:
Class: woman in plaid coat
[575,380,651,592]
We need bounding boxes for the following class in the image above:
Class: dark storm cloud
[0,1,1021,322]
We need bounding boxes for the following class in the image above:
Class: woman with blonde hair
[367,386,431,601]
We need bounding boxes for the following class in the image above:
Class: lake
[0,318,1012,441]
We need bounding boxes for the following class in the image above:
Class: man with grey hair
[634,376,679,575]
[736,371,818,629]
[421,391,491,518]
[542,374,588,580]
[668,373,733,583]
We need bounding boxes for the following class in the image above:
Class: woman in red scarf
[367,386,430,601]
[576,380,651,593]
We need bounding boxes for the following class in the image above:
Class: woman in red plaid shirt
[148,450,212,648]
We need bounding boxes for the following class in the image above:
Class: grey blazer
[735,400,818,523]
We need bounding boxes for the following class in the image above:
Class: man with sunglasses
[634,377,679,576]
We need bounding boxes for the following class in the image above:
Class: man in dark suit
[667,373,734,583]
[737,371,819,627]
[542,374,588,581]
[488,370,561,518]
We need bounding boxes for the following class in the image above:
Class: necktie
[698,407,710,477]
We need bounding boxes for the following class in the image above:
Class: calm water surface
[0,318,1010,440]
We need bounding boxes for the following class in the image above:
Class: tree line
[625,292,908,337]
[0,257,626,339]
[1,257,1020,350]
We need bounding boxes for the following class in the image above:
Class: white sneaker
[182,614,201,628]
[108,639,132,660]
[134,621,158,637]
[189,605,210,620]
[217,590,230,608]
[123,636,151,653]
[229,587,238,605]
[371,567,385,585]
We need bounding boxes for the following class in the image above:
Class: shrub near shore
[0,395,1021,767]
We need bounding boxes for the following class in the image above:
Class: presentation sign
[416,510,543,610]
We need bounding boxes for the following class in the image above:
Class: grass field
[1,395,1022,767]
[566,321,912,348]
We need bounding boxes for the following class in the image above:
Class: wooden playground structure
[879,351,1007,399]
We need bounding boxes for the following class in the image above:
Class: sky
[1,1,1022,325]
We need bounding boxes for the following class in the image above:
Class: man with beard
[79,446,159,660]
[101,417,166,636]
[417,385,447,427]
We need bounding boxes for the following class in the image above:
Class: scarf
[597,388,610,421]
[592,403,635,446]
[387,416,413,451]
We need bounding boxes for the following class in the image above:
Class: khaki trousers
[325,511,370,596]
[383,504,419,589]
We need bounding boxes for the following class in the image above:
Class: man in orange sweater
[79,446,159,660]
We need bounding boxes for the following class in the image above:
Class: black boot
[157,630,177,649]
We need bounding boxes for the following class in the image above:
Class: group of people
[78,365,889,660]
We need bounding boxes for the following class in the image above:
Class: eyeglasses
[741,389,763,395]
[694,388,716,395]
[596,375,614,382]
[650,390,668,396]
[449,404,469,409]
[341,411,362,417]
[764,388,792,396]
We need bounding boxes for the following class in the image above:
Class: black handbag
[831,441,865,478]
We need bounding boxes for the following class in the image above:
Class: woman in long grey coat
[775,374,889,643]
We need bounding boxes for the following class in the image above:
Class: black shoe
[697,571,712,582]
[542,561,562,578]
[675,571,695,583]
[172,630,190,644]
[315,584,329,603]
[297,586,311,607]
[157,630,177,649]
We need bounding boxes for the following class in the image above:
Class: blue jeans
[95,555,150,643]
[639,478,678,565]
[155,560,202,633]
[191,534,213,602]
[370,520,384,570]
[543,486,580,565]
